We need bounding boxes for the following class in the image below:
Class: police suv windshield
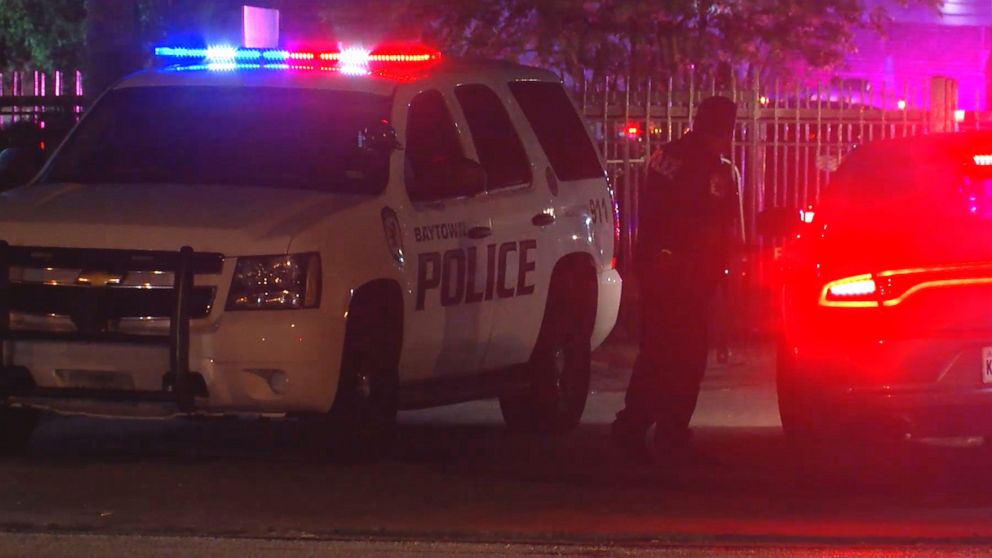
[43,86,392,194]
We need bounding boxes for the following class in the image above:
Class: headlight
[226,253,321,310]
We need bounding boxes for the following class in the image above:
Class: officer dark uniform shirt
[635,131,738,280]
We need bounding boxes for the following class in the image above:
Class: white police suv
[0,44,622,452]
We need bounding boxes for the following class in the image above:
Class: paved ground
[2,335,992,556]
[3,532,992,558]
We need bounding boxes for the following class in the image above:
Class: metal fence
[0,70,85,136]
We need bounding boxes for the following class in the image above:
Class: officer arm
[633,150,676,270]
[731,162,746,247]
[717,156,746,248]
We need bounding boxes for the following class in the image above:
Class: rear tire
[776,339,824,443]
[0,407,38,455]
[500,264,595,434]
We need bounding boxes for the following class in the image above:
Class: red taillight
[828,278,877,298]
[820,263,992,308]
[821,275,878,307]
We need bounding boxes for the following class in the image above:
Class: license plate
[55,369,135,391]
[983,347,992,384]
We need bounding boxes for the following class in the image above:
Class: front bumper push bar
[0,241,207,411]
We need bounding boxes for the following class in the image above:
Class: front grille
[3,246,223,334]
[0,243,209,409]
[7,246,224,274]
[11,283,214,321]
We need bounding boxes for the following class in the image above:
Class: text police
[416,240,537,310]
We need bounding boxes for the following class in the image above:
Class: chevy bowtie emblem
[76,270,125,286]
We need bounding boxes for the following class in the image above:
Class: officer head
[693,96,737,154]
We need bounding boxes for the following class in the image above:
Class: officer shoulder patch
[648,148,682,180]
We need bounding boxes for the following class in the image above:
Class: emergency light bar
[154,45,442,65]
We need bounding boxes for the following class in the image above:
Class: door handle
[532,213,555,227]
[467,226,492,240]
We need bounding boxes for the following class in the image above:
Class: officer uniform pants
[616,254,721,447]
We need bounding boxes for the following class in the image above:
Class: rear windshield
[823,138,992,219]
[43,86,392,194]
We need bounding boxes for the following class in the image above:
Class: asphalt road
[3,532,992,558]
[3,341,992,556]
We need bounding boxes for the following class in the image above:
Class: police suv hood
[0,182,364,255]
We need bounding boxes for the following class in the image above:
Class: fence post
[636,76,651,252]
[622,76,635,273]
[747,73,762,246]
[929,76,958,133]
[688,65,696,127]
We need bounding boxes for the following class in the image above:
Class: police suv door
[397,88,495,380]
[452,82,552,371]
[493,80,614,366]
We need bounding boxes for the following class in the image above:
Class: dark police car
[777,131,992,442]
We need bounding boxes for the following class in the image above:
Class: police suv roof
[118,57,560,96]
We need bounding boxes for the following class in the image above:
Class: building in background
[835,0,992,110]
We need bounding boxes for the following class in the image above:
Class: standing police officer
[612,96,742,462]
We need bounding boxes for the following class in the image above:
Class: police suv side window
[405,90,465,202]
[454,84,532,191]
[508,81,604,181]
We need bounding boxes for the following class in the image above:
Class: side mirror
[757,206,804,238]
[360,120,402,153]
[0,147,43,191]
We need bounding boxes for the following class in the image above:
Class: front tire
[777,340,860,447]
[500,265,595,434]
[317,287,401,461]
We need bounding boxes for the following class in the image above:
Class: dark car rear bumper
[792,336,992,438]
[839,384,992,437]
